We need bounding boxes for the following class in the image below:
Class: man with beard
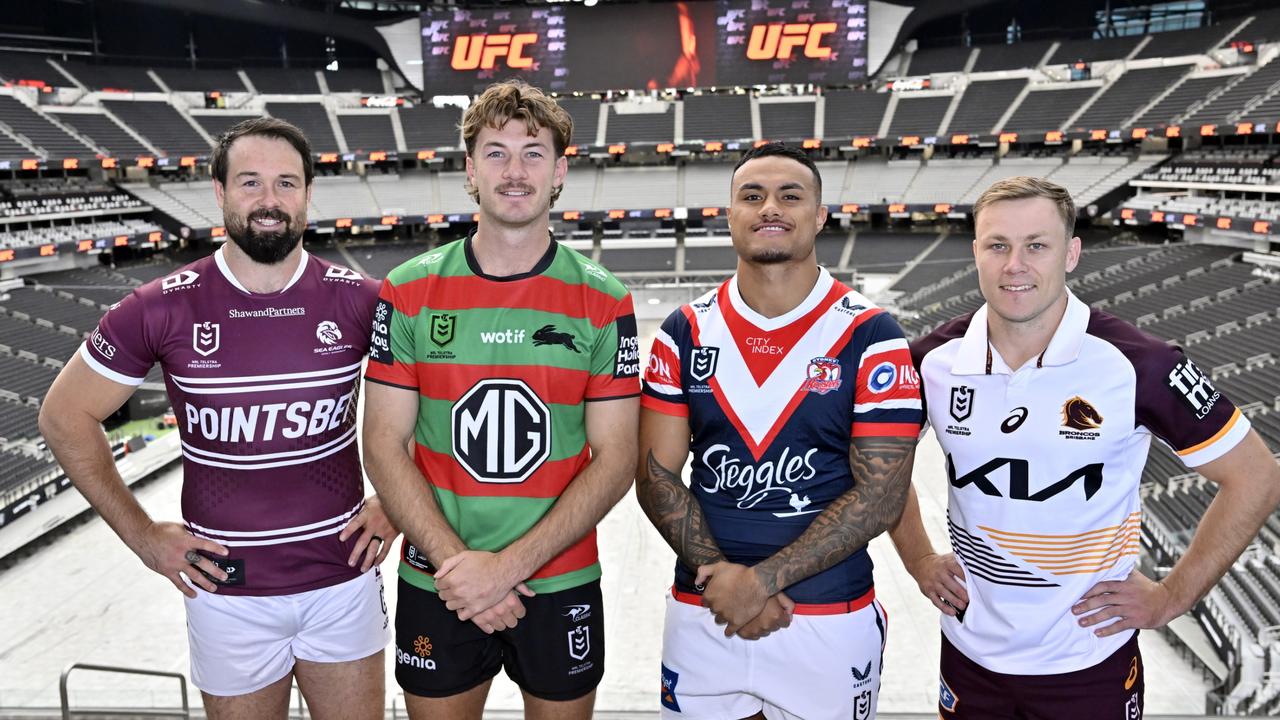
[636,143,920,719]
[40,118,396,719]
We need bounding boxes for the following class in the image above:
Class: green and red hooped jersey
[365,235,640,593]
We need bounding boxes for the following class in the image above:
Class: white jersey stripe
[853,399,923,413]
[79,343,146,386]
[187,500,362,538]
[182,425,357,462]
[190,524,346,548]
[181,433,355,470]
[172,370,361,395]
[647,382,683,397]
[170,360,363,385]
[857,338,910,367]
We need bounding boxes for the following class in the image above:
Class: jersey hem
[363,375,419,392]
[203,566,362,597]
[398,561,601,594]
[940,621,1134,675]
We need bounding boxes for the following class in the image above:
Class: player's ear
[1065,235,1082,273]
[213,178,226,210]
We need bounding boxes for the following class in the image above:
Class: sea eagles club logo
[430,313,456,346]
[690,346,719,382]
[950,386,974,422]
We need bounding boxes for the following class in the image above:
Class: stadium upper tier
[0,16,1276,161]
[115,150,1160,233]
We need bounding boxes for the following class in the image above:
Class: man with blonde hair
[362,80,639,720]
[894,175,1280,718]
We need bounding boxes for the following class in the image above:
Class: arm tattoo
[753,436,915,595]
[636,450,725,569]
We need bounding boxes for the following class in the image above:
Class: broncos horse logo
[1061,396,1103,430]
[533,324,581,353]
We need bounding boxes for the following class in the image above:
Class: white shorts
[660,590,887,720]
[184,568,391,696]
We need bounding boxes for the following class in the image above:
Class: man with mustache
[40,118,395,719]
[636,142,920,719]
[362,81,639,720]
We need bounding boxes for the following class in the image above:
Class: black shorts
[394,577,604,702]
[940,632,1143,720]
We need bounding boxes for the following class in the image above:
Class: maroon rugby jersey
[81,248,379,596]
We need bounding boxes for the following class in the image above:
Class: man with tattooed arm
[636,143,921,720]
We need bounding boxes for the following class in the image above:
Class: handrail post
[60,662,190,719]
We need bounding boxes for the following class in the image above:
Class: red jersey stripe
[641,395,689,417]
[415,444,590,498]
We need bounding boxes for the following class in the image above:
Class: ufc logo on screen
[745,22,838,61]
[451,33,538,71]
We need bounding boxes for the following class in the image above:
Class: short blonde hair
[972,176,1076,237]
[460,80,573,204]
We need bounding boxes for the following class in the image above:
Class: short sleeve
[364,278,419,390]
[852,312,923,438]
[80,289,156,386]
[640,309,688,417]
[1138,346,1250,467]
[585,293,641,401]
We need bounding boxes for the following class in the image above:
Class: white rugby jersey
[912,291,1249,674]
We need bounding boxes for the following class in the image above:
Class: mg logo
[451,33,538,71]
[745,22,837,61]
[452,379,551,484]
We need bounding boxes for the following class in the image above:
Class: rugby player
[361,80,640,720]
[893,176,1280,718]
[637,142,920,719]
[39,118,395,720]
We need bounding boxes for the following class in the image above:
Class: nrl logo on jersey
[193,321,220,356]
[430,313,456,346]
[689,346,719,382]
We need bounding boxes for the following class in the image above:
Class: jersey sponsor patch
[660,664,682,712]
[452,378,551,484]
[370,299,393,365]
[613,313,640,379]
[939,674,958,712]
[1166,357,1221,420]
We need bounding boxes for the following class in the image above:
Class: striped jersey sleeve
[851,311,923,438]
[81,288,155,386]
[365,277,417,389]
[640,309,687,417]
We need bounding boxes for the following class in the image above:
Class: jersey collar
[953,290,1090,375]
[726,266,833,332]
[214,245,310,295]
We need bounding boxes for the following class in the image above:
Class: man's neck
[221,242,303,294]
[987,292,1069,371]
[471,221,551,277]
[735,260,821,319]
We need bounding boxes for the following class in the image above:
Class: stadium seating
[949,79,1026,135]
[264,102,339,152]
[191,112,263,141]
[398,103,462,149]
[337,114,397,152]
[1072,65,1189,130]
[59,61,161,92]
[1003,86,1099,132]
[100,101,209,155]
[758,101,815,140]
[1183,58,1280,125]
[684,94,752,142]
[886,95,951,137]
[823,89,888,137]
[153,67,247,93]
[49,111,151,157]
[605,102,674,143]
[0,95,93,157]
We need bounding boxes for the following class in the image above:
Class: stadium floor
[0,322,1212,717]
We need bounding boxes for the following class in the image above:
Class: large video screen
[419,0,869,96]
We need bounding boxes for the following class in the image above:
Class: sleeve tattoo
[636,450,726,569]
[753,436,915,595]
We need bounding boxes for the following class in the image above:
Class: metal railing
[60,663,190,720]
